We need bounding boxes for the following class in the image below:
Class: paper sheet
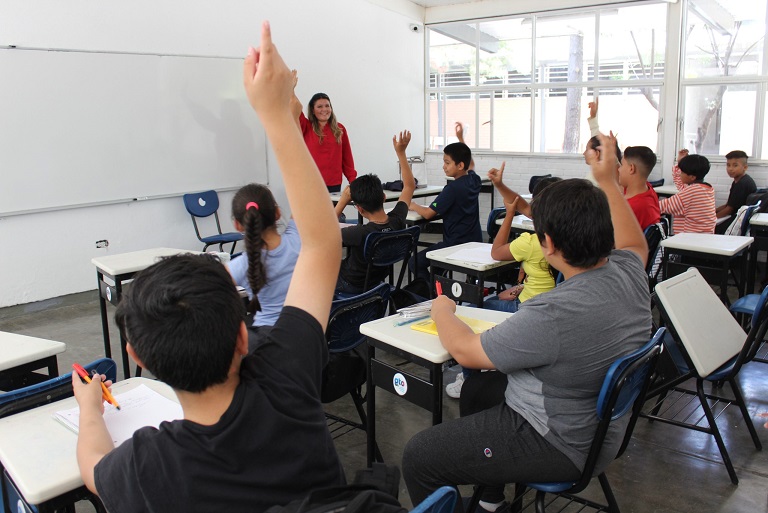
[53,384,183,446]
[444,246,498,265]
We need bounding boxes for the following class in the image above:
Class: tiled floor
[1,290,767,512]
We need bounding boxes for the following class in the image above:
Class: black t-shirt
[430,171,482,246]
[94,307,345,513]
[727,174,757,210]
[339,201,408,288]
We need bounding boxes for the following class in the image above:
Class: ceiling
[409,0,474,7]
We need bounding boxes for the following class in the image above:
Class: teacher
[299,93,357,192]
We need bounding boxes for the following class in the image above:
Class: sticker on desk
[393,373,408,395]
[410,316,497,336]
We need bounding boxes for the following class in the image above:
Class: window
[681,0,768,158]
[426,3,668,154]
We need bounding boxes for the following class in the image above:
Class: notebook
[410,315,497,336]
[53,384,184,446]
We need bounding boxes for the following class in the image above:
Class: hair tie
[245,201,259,211]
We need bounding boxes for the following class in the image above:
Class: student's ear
[126,343,147,370]
[629,162,638,176]
[233,219,244,232]
[275,206,282,222]
[541,234,557,257]
[236,321,249,357]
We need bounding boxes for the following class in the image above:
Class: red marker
[435,281,443,296]
[73,363,121,410]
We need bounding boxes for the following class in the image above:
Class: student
[72,23,345,512]
[229,183,301,331]
[715,150,756,234]
[333,130,416,295]
[402,133,651,513]
[485,168,560,313]
[660,150,716,234]
[409,142,482,281]
[618,146,661,230]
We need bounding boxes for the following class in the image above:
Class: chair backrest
[362,226,420,291]
[739,203,760,236]
[643,224,663,273]
[0,358,117,419]
[183,190,220,218]
[410,486,457,513]
[486,207,507,243]
[648,178,664,188]
[570,328,664,492]
[528,174,552,194]
[327,283,391,353]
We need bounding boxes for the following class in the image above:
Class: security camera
[409,23,422,33]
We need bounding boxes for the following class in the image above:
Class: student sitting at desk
[228,183,301,335]
[715,150,757,234]
[72,24,345,513]
[333,130,416,295]
[408,142,482,282]
[402,133,651,513]
[660,150,716,234]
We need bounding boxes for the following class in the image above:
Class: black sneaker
[462,497,511,513]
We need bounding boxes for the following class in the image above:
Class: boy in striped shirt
[660,149,716,234]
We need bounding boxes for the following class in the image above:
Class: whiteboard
[0,48,267,215]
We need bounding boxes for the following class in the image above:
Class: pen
[72,363,121,410]
[435,281,443,296]
[393,314,431,327]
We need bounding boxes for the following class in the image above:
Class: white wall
[0,0,426,307]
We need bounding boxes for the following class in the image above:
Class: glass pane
[763,92,768,160]
[597,4,667,82]
[684,0,767,78]
[590,89,661,152]
[682,84,756,154]
[491,91,531,152]
[533,87,587,153]
[427,93,477,150]
[535,13,596,84]
[429,26,476,88]
[477,18,533,87]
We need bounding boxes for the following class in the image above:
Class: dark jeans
[403,372,580,511]
[334,274,365,297]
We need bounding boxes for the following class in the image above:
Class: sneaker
[445,372,465,399]
[462,497,511,513]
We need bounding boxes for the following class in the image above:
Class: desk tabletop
[496,214,534,231]
[653,184,679,196]
[660,233,753,256]
[360,305,512,363]
[0,332,66,372]
[426,242,513,271]
[330,185,443,204]
[91,247,200,276]
[0,378,177,505]
[750,213,768,227]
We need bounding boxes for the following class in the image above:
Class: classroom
[1,0,767,511]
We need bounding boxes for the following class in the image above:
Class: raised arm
[672,149,689,191]
[334,186,352,219]
[587,98,599,137]
[455,121,475,170]
[591,132,647,266]
[394,130,416,205]
[488,162,531,218]
[490,197,519,261]
[243,22,341,329]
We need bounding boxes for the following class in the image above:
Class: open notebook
[410,315,497,336]
[53,384,183,446]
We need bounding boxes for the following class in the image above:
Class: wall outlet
[95,240,109,249]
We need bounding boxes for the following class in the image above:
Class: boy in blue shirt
[409,141,482,281]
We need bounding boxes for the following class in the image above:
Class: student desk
[747,213,768,293]
[426,242,516,306]
[496,214,535,236]
[91,248,201,379]
[0,377,176,512]
[0,332,66,391]
[331,185,444,224]
[653,184,678,198]
[660,233,753,304]
[361,306,512,466]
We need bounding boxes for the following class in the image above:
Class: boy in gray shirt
[403,133,651,512]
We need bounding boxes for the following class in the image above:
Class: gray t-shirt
[481,250,651,471]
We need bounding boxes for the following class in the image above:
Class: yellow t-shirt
[509,233,555,303]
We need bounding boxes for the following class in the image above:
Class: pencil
[72,363,121,410]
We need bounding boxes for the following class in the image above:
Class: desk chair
[486,208,506,243]
[644,269,766,484]
[729,284,768,363]
[182,190,243,254]
[410,486,457,513]
[360,226,420,309]
[466,329,665,513]
[0,359,116,513]
[322,283,390,463]
[528,174,552,195]
[648,178,664,188]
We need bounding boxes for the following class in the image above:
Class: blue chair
[528,174,552,194]
[648,178,664,188]
[322,283,390,463]
[410,486,457,513]
[0,359,116,513]
[182,190,243,254]
[466,329,665,513]
[486,207,506,243]
[361,226,421,294]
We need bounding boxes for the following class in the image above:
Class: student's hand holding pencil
[72,370,114,415]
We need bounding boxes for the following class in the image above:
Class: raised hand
[393,130,411,154]
[677,148,689,162]
[588,98,599,119]
[242,22,295,122]
[454,121,465,143]
[503,197,519,216]
[487,162,506,186]
[589,132,619,185]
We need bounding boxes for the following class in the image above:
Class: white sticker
[451,282,463,298]
[393,373,408,396]
[106,286,112,302]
